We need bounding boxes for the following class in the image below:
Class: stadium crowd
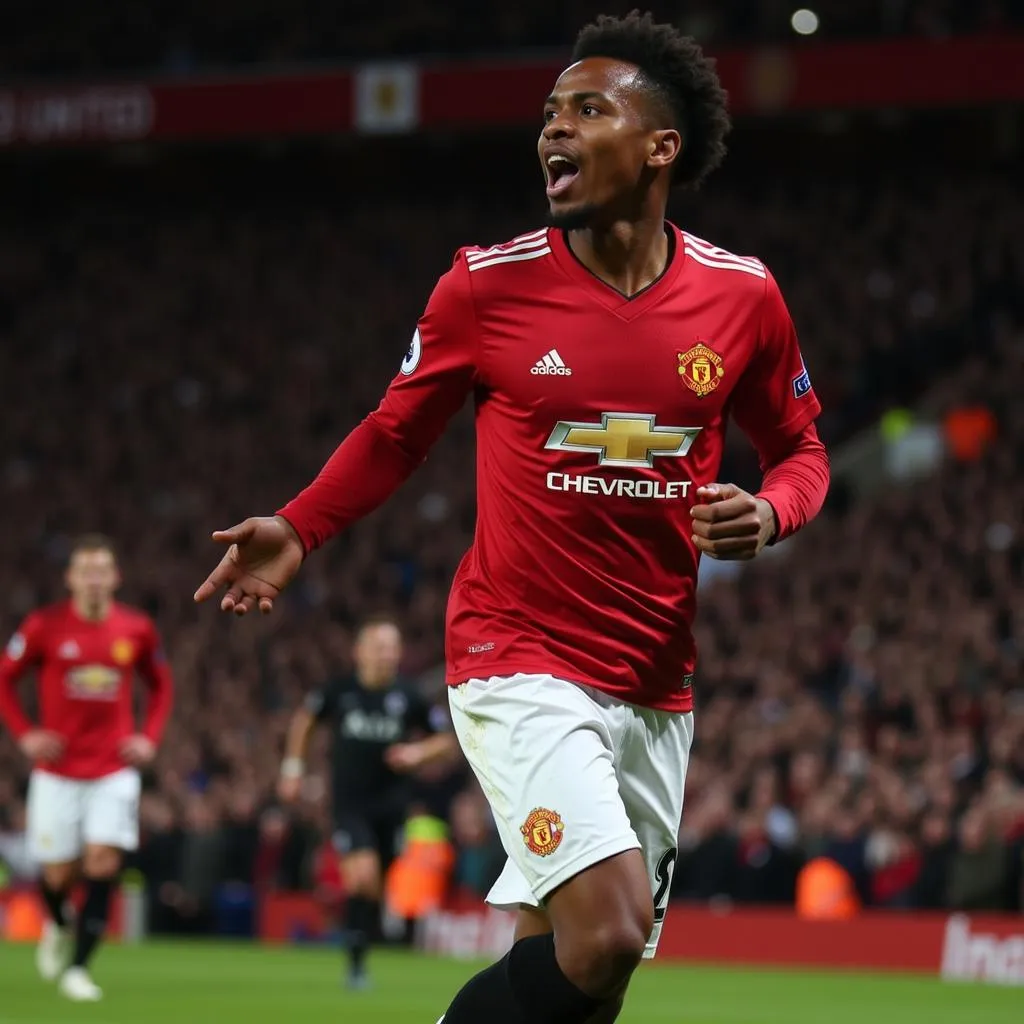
[0,159,1022,926]
[2,0,1023,77]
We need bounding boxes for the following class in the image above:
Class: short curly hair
[571,10,731,189]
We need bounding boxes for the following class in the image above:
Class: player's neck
[71,596,112,622]
[355,670,391,690]
[567,213,669,298]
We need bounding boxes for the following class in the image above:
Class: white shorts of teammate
[26,768,141,865]
[448,672,693,959]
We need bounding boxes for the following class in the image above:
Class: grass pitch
[0,940,1019,1023]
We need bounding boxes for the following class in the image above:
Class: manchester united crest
[677,342,724,398]
[521,808,565,857]
[111,638,135,665]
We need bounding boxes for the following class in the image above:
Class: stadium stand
[1,146,1021,920]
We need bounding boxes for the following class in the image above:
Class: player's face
[354,622,403,688]
[539,58,670,229]
[65,548,120,608]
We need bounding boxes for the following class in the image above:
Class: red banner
[259,890,1024,985]
[259,891,334,943]
[653,906,1024,982]
[421,36,1024,123]
[0,37,1021,148]
[407,901,1024,981]
[0,74,353,147]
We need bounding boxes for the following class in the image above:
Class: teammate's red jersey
[281,224,829,712]
[0,600,173,779]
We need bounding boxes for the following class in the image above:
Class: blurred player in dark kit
[278,615,456,988]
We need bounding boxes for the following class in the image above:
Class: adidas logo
[531,349,573,376]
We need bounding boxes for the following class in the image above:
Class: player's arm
[277,254,481,553]
[0,614,63,762]
[691,270,830,561]
[195,253,480,615]
[385,700,460,773]
[122,620,175,767]
[277,684,335,801]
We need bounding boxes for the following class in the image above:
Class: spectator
[137,794,184,935]
[448,789,504,899]
[912,811,954,910]
[221,788,261,888]
[867,827,921,908]
[946,806,1010,911]
[1,156,1021,919]
[172,794,226,934]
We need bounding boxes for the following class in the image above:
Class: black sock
[72,878,113,969]
[441,934,603,1024]
[39,879,68,929]
[345,896,376,974]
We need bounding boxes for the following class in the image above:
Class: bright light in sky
[791,9,820,35]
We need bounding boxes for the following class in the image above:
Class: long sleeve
[0,616,41,740]
[138,620,174,744]
[279,418,425,554]
[731,268,828,540]
[279,252,479,554]
[756,421,830,540]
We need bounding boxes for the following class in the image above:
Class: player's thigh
[27,770,85,865]
[449,673,639,907]
[82,767,141,854]
[371,815,404,868]
[617,709,694,958]
[333,812,382,891]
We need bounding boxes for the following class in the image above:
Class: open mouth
[546,154,580,199]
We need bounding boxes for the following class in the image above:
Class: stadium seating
[0,160,1021,918]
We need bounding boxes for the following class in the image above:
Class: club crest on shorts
[677,342,724,398]
[521,808,564,857]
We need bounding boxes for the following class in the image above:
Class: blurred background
[1,0,1022,960]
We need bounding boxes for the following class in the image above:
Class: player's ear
[647,129,681,173]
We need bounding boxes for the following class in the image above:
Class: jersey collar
[547,221,686,321]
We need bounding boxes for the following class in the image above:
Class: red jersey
[281,224,827,712]
[0,600,173,779]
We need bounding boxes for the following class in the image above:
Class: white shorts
[27,768,141,864]
[448,673,693,958]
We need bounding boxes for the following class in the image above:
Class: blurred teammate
[196,12,829,1023]
[0,535,173,1002]
[277,614,456,989]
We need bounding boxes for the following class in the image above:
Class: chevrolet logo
[544,413,701,468]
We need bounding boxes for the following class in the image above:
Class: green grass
[0,940,1020,1023]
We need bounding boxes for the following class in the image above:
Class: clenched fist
[690,483,776,561]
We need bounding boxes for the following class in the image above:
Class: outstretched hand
[385,742,427,773]
[193,515,305,615]
[690,483,776,561]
